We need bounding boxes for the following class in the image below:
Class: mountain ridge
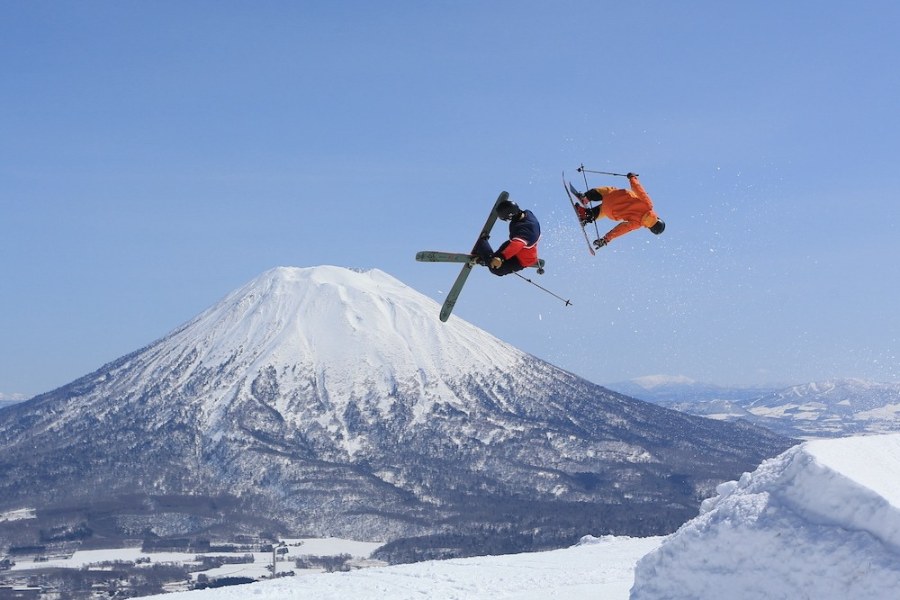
[608,375,900,439]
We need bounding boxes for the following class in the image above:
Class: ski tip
[440,303,455,322]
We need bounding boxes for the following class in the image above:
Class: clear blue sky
[3,1,899,397]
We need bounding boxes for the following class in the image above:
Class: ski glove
[626,172,639,179]
[490,256,504,269]
[593,237,609,249]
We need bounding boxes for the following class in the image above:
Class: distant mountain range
[0,394,25,411]
[0,267,792,561]
[607,376,900,439]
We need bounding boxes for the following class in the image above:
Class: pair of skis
[416,251,545,271]
[416,192,509,322]
[563,171,596,256]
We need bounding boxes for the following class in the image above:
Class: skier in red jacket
[574,173,665,250]
[474,199,541,276]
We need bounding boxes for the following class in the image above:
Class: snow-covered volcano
[89,265,525,450]
[0,266,793,557]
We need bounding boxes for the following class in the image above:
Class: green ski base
[438,191,507,322]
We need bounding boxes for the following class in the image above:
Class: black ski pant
[474,239,525,277]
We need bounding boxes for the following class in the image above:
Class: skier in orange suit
[574,173,665,250]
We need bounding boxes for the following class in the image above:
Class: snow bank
[631,433,900,599]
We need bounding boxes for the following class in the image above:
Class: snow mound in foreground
[631,433,900,599]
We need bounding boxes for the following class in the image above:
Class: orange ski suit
[588,175,660,243]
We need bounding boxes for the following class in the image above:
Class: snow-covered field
[10,537,385,581]
[0,508,35,523]
[138,433,900,600]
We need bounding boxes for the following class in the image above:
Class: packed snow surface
[632,433,900,599]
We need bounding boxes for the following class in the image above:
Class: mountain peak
[171,265,521,379]
[74,265,528,445]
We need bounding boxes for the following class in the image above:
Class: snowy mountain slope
[0,266,793,558]
[632,433,900,599]
[605,376,779,406]
[0,393,26,411]
[743,378,900,438]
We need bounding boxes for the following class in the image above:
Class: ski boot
[575,204,595,226]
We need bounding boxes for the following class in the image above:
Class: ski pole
[578,164,603,239]
[579,163,590,190]
[577,167,632,178]
[513,273,572,307]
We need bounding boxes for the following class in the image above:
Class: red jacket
[499,209,540,266]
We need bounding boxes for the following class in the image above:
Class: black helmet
[650,219,666,235]
[496,199,521,221]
